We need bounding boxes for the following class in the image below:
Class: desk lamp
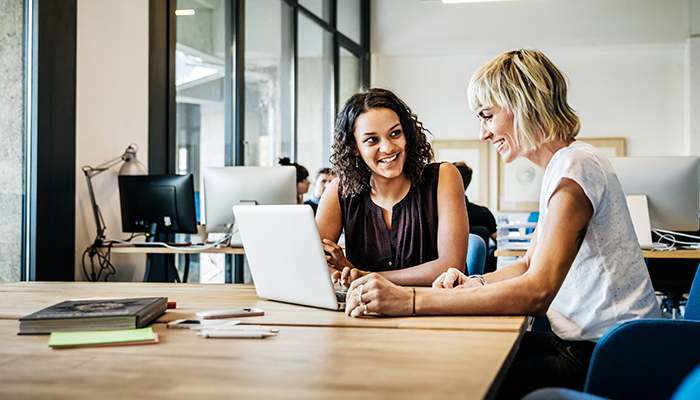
[82,143,148,247]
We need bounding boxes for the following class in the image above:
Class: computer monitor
[118,174,198,239]
[609,156,700,235]
[202,166,297,234]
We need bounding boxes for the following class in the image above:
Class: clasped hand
[345,273,413,317]
[432,268,483,289]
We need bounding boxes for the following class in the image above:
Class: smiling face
[353,108,407,181]
[476,105,525,164]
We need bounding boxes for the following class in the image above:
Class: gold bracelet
[412,288,416,316]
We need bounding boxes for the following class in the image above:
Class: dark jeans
[494,331,597,400]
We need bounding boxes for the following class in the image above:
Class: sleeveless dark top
[339,163,441,272]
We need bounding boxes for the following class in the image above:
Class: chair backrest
[467,233,487,276]
[672,363,700,400]
[584,319,700,400]
[683,262,700,321]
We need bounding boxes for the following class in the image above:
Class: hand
[323,238,360,286]
[345,274,413,317]
[432,268,472,289]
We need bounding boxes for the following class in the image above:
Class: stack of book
[19,297,167,335]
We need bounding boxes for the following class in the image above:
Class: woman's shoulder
[550,141,607,173]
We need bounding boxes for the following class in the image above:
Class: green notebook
[48,327,155,347]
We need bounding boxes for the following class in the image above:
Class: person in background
[316,88,469,287]
[305,167,334,215]
[452,161,497,242]
[279,157,309,204]
[343,49,660,399]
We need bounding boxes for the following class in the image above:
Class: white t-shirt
[538,141,660,341]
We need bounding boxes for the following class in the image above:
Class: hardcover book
[19,297,167,335]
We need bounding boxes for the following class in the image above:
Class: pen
[197,330,277,339]
[191,325,279,332]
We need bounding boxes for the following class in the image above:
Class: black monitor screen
[118,174,198,237]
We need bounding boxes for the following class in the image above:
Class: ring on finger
[354,284,364,305]
[364,303,370,315]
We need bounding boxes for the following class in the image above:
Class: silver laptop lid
[233,205,342,310]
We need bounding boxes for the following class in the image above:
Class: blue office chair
[466,233,487,276]
[522,264,700,400]
[524,363,700,400]
[683,261,700,320]
[673,363,700,400]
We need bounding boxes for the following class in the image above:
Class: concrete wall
[371,0,700,212]
[75,0,149,281]
[0,0,25,283]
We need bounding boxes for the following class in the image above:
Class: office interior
[1,0,700,286]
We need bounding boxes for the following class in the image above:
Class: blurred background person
[453,161,496,242]
[454,161,498,273]
[279,157,309,204]
[305,167,334,215]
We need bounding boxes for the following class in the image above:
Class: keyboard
[335,290,347,303]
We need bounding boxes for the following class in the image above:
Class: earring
[355,156,359,169]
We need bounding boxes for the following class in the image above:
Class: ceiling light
[175,9,195,16]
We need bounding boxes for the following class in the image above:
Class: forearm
[416,273,551,316]
[481,258,528,284]
[380,257,464,287]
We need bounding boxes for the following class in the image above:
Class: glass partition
[297,12,334,191]
[337,0,361,44]
[339,46,362,110]
[245,0,294,167]
[176,0,226,283]
[299,0,331,24]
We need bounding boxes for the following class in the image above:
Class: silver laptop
[232,204,347,311]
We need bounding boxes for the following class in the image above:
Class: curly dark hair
[330,88,434,198]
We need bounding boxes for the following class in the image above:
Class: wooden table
[0,282,529,400]
[495,249,700,259]
[0,282,528,333]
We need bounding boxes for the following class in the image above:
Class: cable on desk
[651,229,700,249]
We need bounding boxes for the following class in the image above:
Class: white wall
[371,0,700,212]
[75,0,150,281]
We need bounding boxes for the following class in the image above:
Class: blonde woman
[344,50,660,399]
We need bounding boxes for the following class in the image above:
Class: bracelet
[412,288,416,316]
[470,274,487,286]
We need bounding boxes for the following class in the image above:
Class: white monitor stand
[625,194,653,249]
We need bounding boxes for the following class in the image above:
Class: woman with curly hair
[315,88,469,287]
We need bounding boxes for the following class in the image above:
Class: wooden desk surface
[495,249,700,259]
[0,282,528,400]
[105,244,245,255]
[0,320,521,400]
[0,282,528,333]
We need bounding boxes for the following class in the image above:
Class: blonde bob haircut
[468,49,580,151]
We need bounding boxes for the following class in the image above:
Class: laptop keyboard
[335,290,347,303]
